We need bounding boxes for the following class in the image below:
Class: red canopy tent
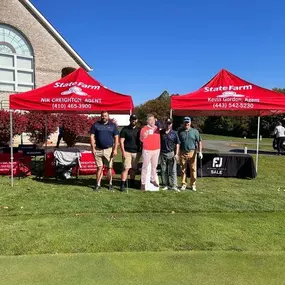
[8,68,134,186]
[171,69,285,172]
[10,67,134,113]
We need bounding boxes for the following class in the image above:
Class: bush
[25,112,58,145]
[58,114,95,147]
[0,110,27,145]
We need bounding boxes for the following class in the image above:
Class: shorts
[123,152,141,170]
[95,147,113,168]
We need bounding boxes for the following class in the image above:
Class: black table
[196,153,256,179]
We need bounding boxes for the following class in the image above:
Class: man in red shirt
[140,114,160,191]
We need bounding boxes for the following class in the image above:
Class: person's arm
[197,132,203,159]
[198,141,202,153]
[120,137,126,158]
[112,135,119,157]
[274,127,278,135]
[90,125,96,155]
[90,134,96,154]
[175,132,180,159]
[140,127,148,142]
[119,128,126,158]
[112,126,119,157]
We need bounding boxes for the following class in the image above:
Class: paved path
[203,140,277,155]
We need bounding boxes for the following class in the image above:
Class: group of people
[90,111,203,192]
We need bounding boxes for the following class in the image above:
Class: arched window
[0,24,34,92]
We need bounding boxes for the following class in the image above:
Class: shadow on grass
[32,162,142,191]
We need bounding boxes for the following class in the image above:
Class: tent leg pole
[45,114,48,161]
[170,109,173,119]
[255,116,260,174]
[10,110,14,187]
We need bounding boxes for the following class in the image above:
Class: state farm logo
[204,85,252,93]
[217,91,244,98]
[212,157,223,168]
[61,86,88,96]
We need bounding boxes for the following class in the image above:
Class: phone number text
[52,103,92,109]
[212,103,254,109]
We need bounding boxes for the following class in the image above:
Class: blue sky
[31,0,285,105]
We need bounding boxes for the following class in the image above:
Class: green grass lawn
[1,155,285,284]
[2,251,285,285]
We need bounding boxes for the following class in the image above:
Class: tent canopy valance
[9,67,134,114]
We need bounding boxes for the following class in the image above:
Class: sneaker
[180,185,187,191]
[191,185,197,192]
[162,186,169,191]
[108,184,114,191]
[141,184,146,192]
[93,185,101,192]
[150,180,159,187]
[172,186,180,192]
[120,181,126,192]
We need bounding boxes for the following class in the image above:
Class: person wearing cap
[160,118,180,192]
[140,114,161,191]
[119,115,142,191]
[178,117,203,191]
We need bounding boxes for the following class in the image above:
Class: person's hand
[111,149,117,158]
[143,131,148,138]
[122,151,126,159]
[92,148,96,156]
[174,154,179,162]
[198,152,203,160]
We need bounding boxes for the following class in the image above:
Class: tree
[25,113,58,145]
[0,110,27,145]
[58,114,92,147]
[135,90,170,124]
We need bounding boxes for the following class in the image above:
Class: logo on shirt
[212,157,223,168]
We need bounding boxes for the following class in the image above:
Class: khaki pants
[123,152,141,170]
[95,147,113,168]
[180,151,197,187]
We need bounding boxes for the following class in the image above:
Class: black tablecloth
[196,153,256,179]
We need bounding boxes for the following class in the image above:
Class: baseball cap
[165,118,173,124]
[184,117,191,123]
[130,114,138,120]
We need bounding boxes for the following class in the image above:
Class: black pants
[56,134,63,148]
[277,137,285,153]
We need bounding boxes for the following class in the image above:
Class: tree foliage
[135,90,170,124]
[58,114,92,147]
[0,110,28,145]
[25,113,58,145]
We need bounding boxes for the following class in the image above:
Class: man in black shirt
[120,115,142,191]
[160,118,180,191]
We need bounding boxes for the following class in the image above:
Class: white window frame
[0,51,34,92]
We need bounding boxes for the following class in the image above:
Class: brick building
[0,0,92,110]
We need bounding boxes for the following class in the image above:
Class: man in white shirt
[274,122,285,155]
